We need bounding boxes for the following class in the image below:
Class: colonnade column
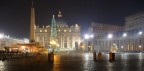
[142,38,144,51]
[133,39,135,51]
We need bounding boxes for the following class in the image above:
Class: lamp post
[84,34,94,52]
[107,33,113,52]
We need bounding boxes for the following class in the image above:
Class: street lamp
[138,31,143,35]
[90,34,94,38]
[113,43,116,45]
[139,45,141,48]
[121,46,123,48]
[123,33,127,37]
[0,34,4,39]
[84,34,94,51]
[84,34,94,39]
[84,34,89,39]
[107,33,113,39]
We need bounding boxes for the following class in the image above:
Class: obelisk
[30,1,35,43]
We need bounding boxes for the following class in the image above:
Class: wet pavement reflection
[0,52,144,71]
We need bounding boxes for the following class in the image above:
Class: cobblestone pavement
[0,52,144,71]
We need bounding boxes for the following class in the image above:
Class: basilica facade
[29,3,81,50]
[35,13,81,50]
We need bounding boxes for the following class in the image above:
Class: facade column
[138,39,140,51]
[101,41,103,51]
[104,41,106,51]
[62,36,64,48]
[67,36,69,48]
[133,39,135,51]
[139,38,141,51]
[42,36,44,47]
[99,41,101,51]
[130,39,132,51]
[106,41,108,51]
[123,40,125,51]
[109,40,112,51]
[103,41,105,51]
[128,39,130,51]
[136,39,138,51]
[134,39,136,51]
[136,39,137,51]
[102,41,104,51]
[118,40,120,51]
[72,36,75,49]
[132,39,134,51]
[143,38,144,51]
[61,36,62,48]
[70,36,72,48]
[119,40,121,50]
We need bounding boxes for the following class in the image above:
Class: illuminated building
[89,12,144,52]
[0,34,25,51]
[35,16,81,50]
[87,22,123,51]
[30,3,81,50]
[125,12,144,31]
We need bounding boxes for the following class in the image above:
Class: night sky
[0,0,144,38]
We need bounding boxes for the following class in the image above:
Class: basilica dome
[56,11,67,27]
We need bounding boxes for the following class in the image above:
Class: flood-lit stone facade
[89,12,144,52]
[34,12,81,50]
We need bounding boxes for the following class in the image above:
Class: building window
[40,30,42,32]
[45,30,47,32]
[64,30,66,32]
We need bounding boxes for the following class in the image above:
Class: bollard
[98,52,102,60]
[109,52,115,62]
[36,53,40,61]
[93,51,96,61]
[48,53,51,61]
[109,52,112,61]
[48,52,54,61]
[50,52,54,61]
[112,53,115,61]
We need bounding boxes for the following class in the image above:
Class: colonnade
[95,38,144,52]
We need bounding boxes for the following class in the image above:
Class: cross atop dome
[58,11,62,17]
